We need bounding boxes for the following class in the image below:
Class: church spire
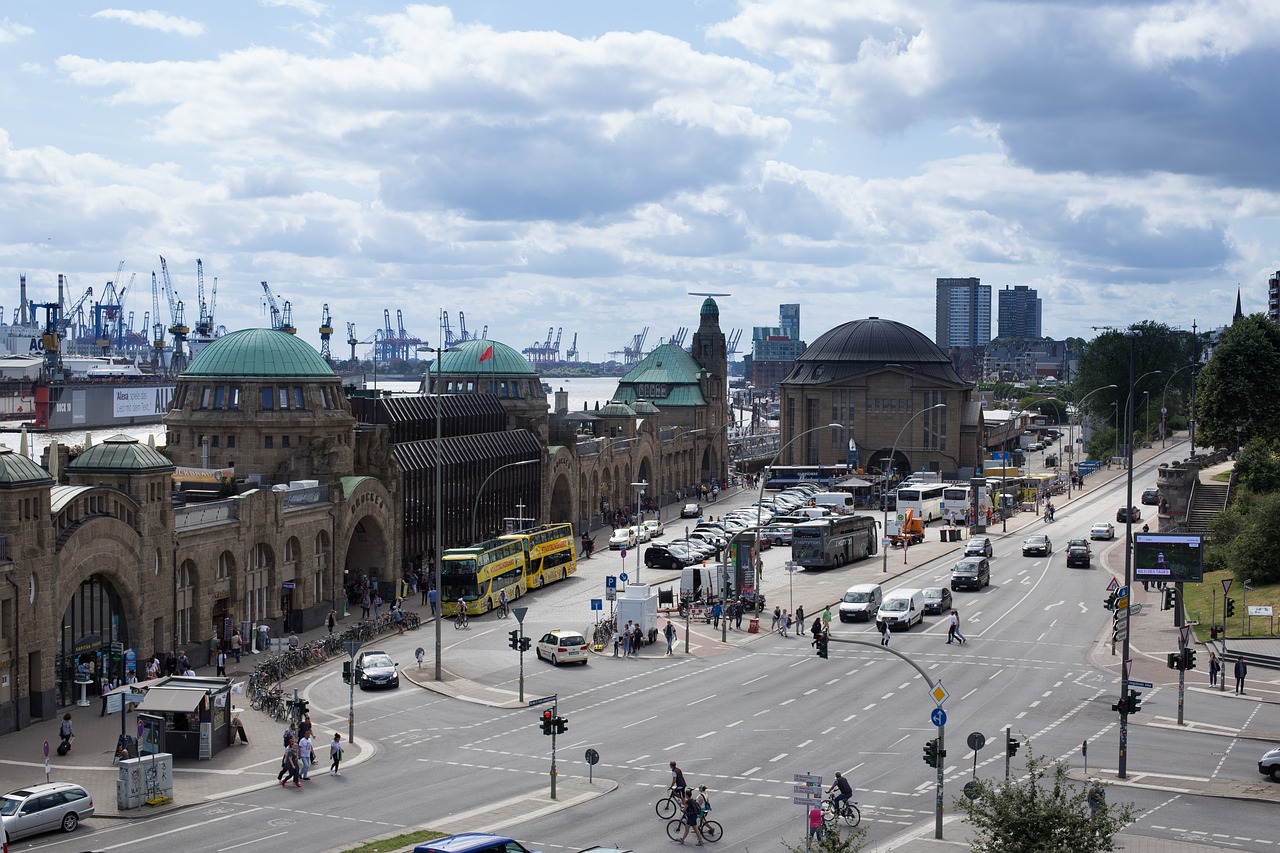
[1233,287,1244,323]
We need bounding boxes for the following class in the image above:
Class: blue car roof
[415,833,537,853]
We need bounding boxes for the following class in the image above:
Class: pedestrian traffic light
[1225,597,1236,618]
[519,636,531,652]
[508,629,520,650]
[815,631,829,659]
[1166,652,1183,670]
[1127,689,1143,715]
[922,738,943,768]
[1184,648,1197,670]
[1161,588,1175,611]
[553,716,568,735]
[540,710,553,735]
[1006,735,1020,757]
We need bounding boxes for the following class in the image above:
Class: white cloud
[0,18,34,42]
[90,9,204,37]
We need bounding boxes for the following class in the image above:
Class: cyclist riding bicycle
[669,760,688,799]
[498,588,509,617]
[827,771,853,815]
[455,598,468,626]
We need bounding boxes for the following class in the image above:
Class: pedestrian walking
[808,804,825,843]
[1208,651,1220,687]
[665,620,677,655]
[329,733,343,776]
[822,606,831,632]
[373,593,383,620]
[279,741,301,788]
[394,605,405,635]
[878,617,890,646]
[778,609,789,637]
[771,606,781,631]
[230,629,242,663]
[216,649,227,677]
[795,604,805,630]
[711,601,722,629]
[326,609,337,634]
[298,732,313,781]
[427,587,437,615]
[948,610,966,644]
[612,628,621,657]
[360,593,371,619]
[1234,656,1248,694]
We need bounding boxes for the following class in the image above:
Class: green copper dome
[68,434,174,473]
[0,445,54,488]
[185,328,334,378]
[430,339,535,376]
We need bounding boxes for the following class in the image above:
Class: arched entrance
[56,575,130,708]
[342,513,391,602]
[548,472,573,524]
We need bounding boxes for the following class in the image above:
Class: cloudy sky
[2,1,1277,364]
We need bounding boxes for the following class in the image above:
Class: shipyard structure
[0,299,729,733]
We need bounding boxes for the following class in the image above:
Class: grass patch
[1211,470,1232,482]
[338,830,444,853]
[1183,569,1280,644]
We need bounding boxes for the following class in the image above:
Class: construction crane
[194,259,214,337]
[442,312,457,347]
[667,327,688,347]
[93,279,126,355]
[319,304,333,362]
[346,322,358,361]
[260,281,295,334]
[160,256,189,374]
[609,326,649,366]
[150,272,167,369]
[726,328,743,359]
[459,312,472,343]
[565,332,579,361]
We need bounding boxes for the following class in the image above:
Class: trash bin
[748,618,760,634]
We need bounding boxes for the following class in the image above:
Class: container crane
[458,312,471,343]
[150,272,167,369]
[442,312,457,347]
[380,309,395,361]
[565,332,579,362]
[260,281,295,334]
[319,304,333,362]
[160,256,189,374]
[195,259,214,337]
[346,322,358,361]
[280,301,296,336]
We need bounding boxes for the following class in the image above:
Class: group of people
[668,761,713,846]
[612,620,650,656]
[278,716,344,788]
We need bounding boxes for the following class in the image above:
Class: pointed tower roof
[1233,288,1244,323]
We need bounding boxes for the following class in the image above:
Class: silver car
[0,782,94,840]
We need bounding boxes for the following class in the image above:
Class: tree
[769,824,867,853]
[1195,314,1280,450]
[1205,490,1280,585]
[1234,437,1280,495]
[1072,322,1198,426]
[954,748,1135,853]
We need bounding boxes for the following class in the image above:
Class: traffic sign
[528,694,557,707]
[1129,679,1153,688]
[967,732,986,751]
[1107,577,1119,592]
[42,740,49,758]
[585,748,600,766]
[605,576,617,589]
[793,773,822,785]
[1222,578,1233,595]
[619,572,629,584]
[620,548,627,560]
[1179,625,1192,647]
[591,598,603,611]
[1128,603,1143,617]
[930,682,950,706]
[794,785,820,795]
[344,639,362,658]
[793,796,821,806]
[930,707,947,727]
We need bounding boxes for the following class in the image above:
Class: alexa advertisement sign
[1133,533,1204,583]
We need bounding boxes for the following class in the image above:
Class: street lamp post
[755,423,844,587]
[631,481,647,584]
[1121,371,1162,463]
[1069,384,1116,492]
[420,344,457,682]
[1159,364,1193,447]
[882,404,946,574]
[471,459,539,543]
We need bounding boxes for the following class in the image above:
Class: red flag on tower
[478,344,494,362]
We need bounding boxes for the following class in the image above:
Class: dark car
[415,833,543,853]
[1066,543,1091,568]
[1022,535,1052,556]
[964,536,993,558]
[951,557,990,591]
[1117,506,1141,523]
[644,544,691,571]
[680,502,702,518]
[353,650,399,690]
[1141,488,1160,506]
[922,586,954,614]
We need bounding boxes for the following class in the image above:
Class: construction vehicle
[887,509,926,548]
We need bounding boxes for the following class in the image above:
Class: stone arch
[548,470,573,524]
[341,511,390,598]
[246,542,276,624]
[868,449,911,481]
[176,558,198,646]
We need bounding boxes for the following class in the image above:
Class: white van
[812,492,855,513]
[680,566,720,601]
[838,583,883,623]
[877,588,925,631]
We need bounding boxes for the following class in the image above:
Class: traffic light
[519,636,532,652]
[1127,689,1143,715]
[1006,735,1020,757]
[1167,652,1183,670]
[815,631,829,659]
[508,630,520,650]
[1104,591,1118,612]
[342,660,352,684]
[1226,597,1236,618]
[540,710,553,736]
[1184,648,1197,670]
[923,738,939,768]
[553,716,568,735]
[1161,588,1176,611]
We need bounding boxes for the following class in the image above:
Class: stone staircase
[1185,480,1230,533]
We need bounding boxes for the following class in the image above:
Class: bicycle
[666,814,722,843]
[821,797,861,829]
[655,791,682,819]
[455,610,470,630]
[495,599,510,619]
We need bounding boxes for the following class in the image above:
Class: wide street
[11,439,1279,853]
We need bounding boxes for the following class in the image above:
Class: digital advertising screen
[1133,533,1204,583]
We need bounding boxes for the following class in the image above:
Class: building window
[279,387,289,410]
[261,387,274,410]
[211,435,220,448]
[265,436,274,449]
[229,387,241,410]
[200,386,212,409]
[213,386,226,409]
[227,435,236,448]
[293,387,305,409]
[282,435,291,448]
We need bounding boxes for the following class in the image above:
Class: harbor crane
[150,272,167,368]
[442,312,457,347]
[261,281,296,334]
[160,256,189,374]
[346,322,358,361]
[609,326,649,366]
[195,259,219,339]
[319,304,334,362]
[565,332,579,361]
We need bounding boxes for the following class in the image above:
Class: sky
[2,1,1278,364]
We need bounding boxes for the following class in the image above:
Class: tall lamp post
[631,481,647,583]
[581,437,624,543]
[421,344,457,682]
[1159,364,1193,448]
[755,423,844,584]
[1069,384,1116,491]
[882,404,946,574]
[1121,371,1162,463]
[472,459,539,542]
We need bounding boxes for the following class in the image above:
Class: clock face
[636,383,671,400]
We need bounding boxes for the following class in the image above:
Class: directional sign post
[931,707,947,727]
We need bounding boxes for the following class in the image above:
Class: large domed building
[779,317,981,478]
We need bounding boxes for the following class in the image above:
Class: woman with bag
[329,732,343,776]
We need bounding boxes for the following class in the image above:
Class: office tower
[997,285,1043,339]
[1269,271,1280,322]
[935,277,991,348]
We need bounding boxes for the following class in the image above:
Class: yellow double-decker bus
[440,538,527,617]
[501,522,578,589]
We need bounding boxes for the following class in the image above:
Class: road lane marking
[743,766,761,775]
[697,731,716,739]
[803,688,817,696]
[624,715,657,729]
[770,754,788,762]
[219,831,290,851]
[93,807,265,850]
[743,674,769,685]
[687,694,717,706]
[864,704,877,710]
[666,742,687,750]
[798,739,813,748]
[779,697,796,705]
[726,720,742,728]
[1045,600,1064,610]
[822,727,836,735]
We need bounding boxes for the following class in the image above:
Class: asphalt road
[24,444,1280,853]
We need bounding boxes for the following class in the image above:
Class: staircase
[1185,480,1230,533]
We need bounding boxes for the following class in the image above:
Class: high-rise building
[997,285,1042,339]
[746,304,805,396]
[1268,271,1280,322]
[935,277,991,348]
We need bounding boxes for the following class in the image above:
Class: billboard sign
[1133,533,1204,583]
